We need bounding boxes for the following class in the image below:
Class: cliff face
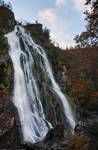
[56,47,98,118]
[0,6,16,33]
[0,6,16,148]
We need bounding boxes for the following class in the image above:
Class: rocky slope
[0,5,98,150]
[0,5,17,149]
[25,124,89,150]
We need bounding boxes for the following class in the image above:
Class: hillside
[56,47,98,117]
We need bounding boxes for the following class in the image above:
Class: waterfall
[5,26,76,144]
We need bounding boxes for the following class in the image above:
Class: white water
[6,26,76,144]
[5,27,52,144]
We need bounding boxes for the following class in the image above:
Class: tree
[74,0,98,47]
[44,27,50,42]
[0,0,4,6]
[0,0,12,10]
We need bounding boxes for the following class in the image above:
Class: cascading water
[5,26,76,144]
[5,27,52,144]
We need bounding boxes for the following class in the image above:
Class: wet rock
[44,123,65,142]
[25,124,89,150]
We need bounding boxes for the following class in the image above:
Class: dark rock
[0,6,16,33]
[44,124,65,142]
[25,23,51,48]
[0,52,10,64]
[24,124,89,150]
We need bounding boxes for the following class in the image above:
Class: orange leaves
[92,91,98,97]
[71,80,95,95]
[72,82,88,94]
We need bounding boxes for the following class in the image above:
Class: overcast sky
[4,0,88,48]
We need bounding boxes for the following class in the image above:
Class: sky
[4,0,88,48]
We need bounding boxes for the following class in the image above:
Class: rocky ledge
[24,124,89,150]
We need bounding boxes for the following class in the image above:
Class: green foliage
[74,0,98,47]
[0,62,11,92]
[79,92,97,119]
[85,95,97,112]
[41,74,48,84]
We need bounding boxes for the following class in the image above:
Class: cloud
[38,9,57,23]
[74,0,85,11]
[73,0,86,18]
[38,8,74,48]
[51,31,73,48]
[56,0,65,6]
[73,0,91,18]
[38,1,88,48]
